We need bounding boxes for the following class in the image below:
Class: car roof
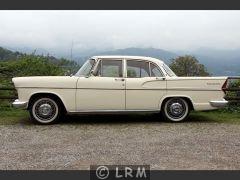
[91,55,164,64]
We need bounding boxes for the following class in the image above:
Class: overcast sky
[1,10,240,56]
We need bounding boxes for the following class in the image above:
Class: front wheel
[162,98,189,122]
[29,97,61,124]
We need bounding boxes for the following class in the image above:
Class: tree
[169,55,210,76]
[57,58,80,75]
[0,55,64,78]
[0,53,80,107]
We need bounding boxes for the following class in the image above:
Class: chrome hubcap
[33,98,58,122]
[166,99,187,119]
[170,103,183,116]
[39,104,52,116]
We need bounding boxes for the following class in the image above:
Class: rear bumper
[12,99,28,109]
[210,100,228,108]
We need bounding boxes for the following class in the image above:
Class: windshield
[163,64,177,77]
[75,59,95,76]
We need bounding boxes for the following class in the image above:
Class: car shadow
[60,113,161,125]
[18,112,218,125]
[59,113,216,125]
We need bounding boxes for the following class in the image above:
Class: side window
[150,63,163,77]
[96,59,122,77]
[127,60,150,78]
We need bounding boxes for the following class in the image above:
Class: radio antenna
[70,40,74,61]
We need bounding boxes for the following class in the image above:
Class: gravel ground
[0,114,240,170]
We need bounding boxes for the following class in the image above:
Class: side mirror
[155,77,166,80]
[85,70,94,78]
[64,70,72,76]
[91,69,98,76]
[90,70,94,75]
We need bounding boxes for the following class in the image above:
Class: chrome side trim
[12,99,28,109]
[210,100,228,108]
[68,109,160,114]
[14,87,222,91]
[167,78,228,81]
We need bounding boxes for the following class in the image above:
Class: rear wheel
[162,97,189,122]
[29,97,61,124]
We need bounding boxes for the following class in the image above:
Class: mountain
[184,48,240,76]
[192,55,240,76]
[0,47,23,61]
[6,46,50,56]
[0,46,62,63]
[1,46,239,76]
[192,47,240,60]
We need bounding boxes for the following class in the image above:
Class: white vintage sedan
[12,56,228,124]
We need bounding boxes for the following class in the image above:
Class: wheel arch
[159,95,194,111]
[28,92,67,113]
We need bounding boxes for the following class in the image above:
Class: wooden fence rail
[0,87,15,90]
[0,96,17,99]
[0,87,17,100]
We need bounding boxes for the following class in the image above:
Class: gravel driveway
[0,114,240,170]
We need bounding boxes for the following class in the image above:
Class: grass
[0,107,28,125]
[0,106,239,125]
[189,110,240,124]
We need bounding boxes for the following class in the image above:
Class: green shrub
[0,54,80,108]
[218,102,240,113]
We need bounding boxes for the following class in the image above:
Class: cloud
[0,10,240,56]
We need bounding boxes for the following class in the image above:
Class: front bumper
[12,99,28,109]
[210,100,228,108]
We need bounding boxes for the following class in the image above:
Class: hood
[12,76,79,89]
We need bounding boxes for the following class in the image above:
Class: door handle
[156,77,166,80]
[115,78,125,81]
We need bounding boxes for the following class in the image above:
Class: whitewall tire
[162,98,189,122]
[29,97,61,124]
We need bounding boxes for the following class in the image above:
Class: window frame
[149,62,164,77]
[75,58,96,77]
[93,58,124,78]
[162,63,177,77]
[126,59,164,78]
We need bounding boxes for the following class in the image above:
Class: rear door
[125,59,167,110]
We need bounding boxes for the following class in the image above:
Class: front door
[76,59,125,111]
[125,59,167,110]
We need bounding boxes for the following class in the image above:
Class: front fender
[17,88,76,112]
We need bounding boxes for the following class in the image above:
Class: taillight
[222,78,228,94]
